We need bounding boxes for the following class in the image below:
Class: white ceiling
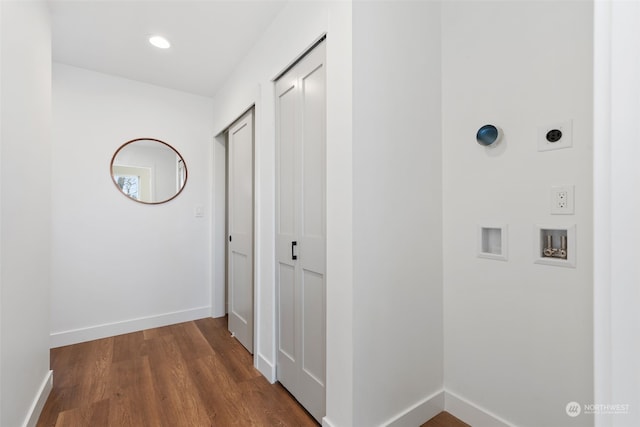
[49,0,288,98]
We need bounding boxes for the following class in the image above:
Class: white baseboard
[23,370,53,427]
[318,389,513,427]
[385,389,445,427]
[256,352,276,383]
[445,390,514,427]
[50,306,211,348]
[322,416,338,427]
[211,305,226,318]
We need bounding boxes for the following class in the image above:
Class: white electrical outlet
[538,120,573,151]
[551,185,574,214]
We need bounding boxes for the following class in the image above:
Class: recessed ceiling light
[149,36,170,49]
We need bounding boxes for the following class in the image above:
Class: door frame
[273,39,327,423]
[212,106,259,356]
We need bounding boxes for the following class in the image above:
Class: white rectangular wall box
[538,120,573,152]
[478,225,508,261]
[534,224,576,268]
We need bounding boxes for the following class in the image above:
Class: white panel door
[227,109,254,354]
[275,41,326,423]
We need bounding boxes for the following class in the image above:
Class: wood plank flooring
[37,317,318,427]
[37,316,469,427]
[422,411,470,427]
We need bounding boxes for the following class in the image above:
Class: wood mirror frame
[110,138,187,204]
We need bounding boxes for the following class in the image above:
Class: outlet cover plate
[551,185,575,215]
[538,120,573,151]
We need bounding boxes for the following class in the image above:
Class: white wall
[594,2,640,426]
[352,2,443,426]
[210,2,353,426]
[609,2,640,423]
[51,64,214,347]
[0,1,53,426]
[442,2,594,427]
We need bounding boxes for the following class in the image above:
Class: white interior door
[275,41,326,423]
[227,109,254,354]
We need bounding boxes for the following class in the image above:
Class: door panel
[278,263,296,362]
[302,65,325,239]
[302,269,324,384]
[275,41,326,423]
[277,84,297,237]
[227,110,254,354]
[230,252,249,323]
[232,123,252,233]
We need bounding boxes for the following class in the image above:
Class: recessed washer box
[478,225,508,261]
[534,224,576,268]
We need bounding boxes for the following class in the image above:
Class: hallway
[36,316,469,426]
[37,318,318,426]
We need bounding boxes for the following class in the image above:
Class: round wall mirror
[110,138,187,204]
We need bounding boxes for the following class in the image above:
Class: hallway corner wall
[442,2,594,426]
[0,1,53,425]
[352,2,444,426]
[51,64,214,347]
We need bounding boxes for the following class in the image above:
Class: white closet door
[275,41,326,423]
[227,109,254,354]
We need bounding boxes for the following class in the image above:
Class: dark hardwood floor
[422,411,470,427]
[37,317,317,426]
[37,317,469,427]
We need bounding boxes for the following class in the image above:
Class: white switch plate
[194,205,204,217]
[538,120,573,151]
[550,185,574,215]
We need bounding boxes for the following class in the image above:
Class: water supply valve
[542,234,567,260]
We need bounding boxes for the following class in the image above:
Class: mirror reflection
[110,138,187,204]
